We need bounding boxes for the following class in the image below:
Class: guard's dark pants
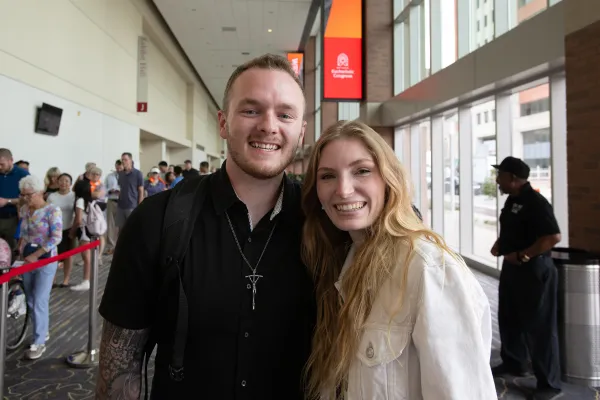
[498,256,561,390]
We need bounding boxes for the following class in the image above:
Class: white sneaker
[70,280,90,292]
[8,293,25,314]
[25,344,46,360]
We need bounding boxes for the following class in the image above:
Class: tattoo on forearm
[96,321,150,400]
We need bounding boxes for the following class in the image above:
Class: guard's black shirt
[99,166,316,400]
[498,182,560,256]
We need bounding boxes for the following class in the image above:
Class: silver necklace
[225,212,277,310]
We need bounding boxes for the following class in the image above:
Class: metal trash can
[552,247,600,387]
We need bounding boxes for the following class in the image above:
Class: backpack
[86,200,107,236]
[142,174,210,399]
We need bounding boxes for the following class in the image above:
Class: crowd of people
[0,148,215,360]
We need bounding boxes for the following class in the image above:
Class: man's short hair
[158,161,168,167]
[200,161,209,168]
[122,152,133,159]
[0,149,13,160]
[222,54,304,113]
[16,160,29,166]
[115,160,122,166]
[184,160,192,164]
[174,166,183,175]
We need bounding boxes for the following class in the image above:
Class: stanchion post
[66,238,100,368]
[0,280,8,396]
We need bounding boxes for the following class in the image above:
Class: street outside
[440,193,500,268]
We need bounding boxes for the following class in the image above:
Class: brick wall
[304,37,316,146]
[321,101,338,133]
[364,0,393,102]
[565,19,600,252]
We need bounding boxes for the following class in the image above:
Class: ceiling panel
[153,0,313,108]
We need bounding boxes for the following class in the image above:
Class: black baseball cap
[492,156,530,179]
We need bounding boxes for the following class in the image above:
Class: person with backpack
[96,54,315,400]
[70,179,106,292]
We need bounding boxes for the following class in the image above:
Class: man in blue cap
[490,156,563,400]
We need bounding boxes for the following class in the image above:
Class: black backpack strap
[143,175,210,399]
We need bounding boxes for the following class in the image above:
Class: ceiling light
[267,29,272,33]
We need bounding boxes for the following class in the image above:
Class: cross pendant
[246,273,263,310]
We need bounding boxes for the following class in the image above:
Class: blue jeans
[22,262,57,345]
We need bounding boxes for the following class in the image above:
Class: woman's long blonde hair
[302,120,456,399]
[44,167,61,187]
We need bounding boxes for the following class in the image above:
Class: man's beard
[226,128,299,180]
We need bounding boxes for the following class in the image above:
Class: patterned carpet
[1,255,597,399]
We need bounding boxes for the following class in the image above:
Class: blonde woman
[43,167,61,200]
[302,121,496,400]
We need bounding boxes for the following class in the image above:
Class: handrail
[0,238,101,396]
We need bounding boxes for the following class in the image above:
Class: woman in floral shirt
[17,175,62,360]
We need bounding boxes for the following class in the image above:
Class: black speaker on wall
[35,103,63,136]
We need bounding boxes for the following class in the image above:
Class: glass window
[510,0,548,28]
[471,99,497,266]
[421,120,432,227]
[443,112,460,250]
[510,83,552,203]
[470,0,495,52]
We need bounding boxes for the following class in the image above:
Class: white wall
[0,0,221,171]
[0,74,139,179]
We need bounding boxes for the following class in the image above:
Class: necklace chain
[225,212,277,310]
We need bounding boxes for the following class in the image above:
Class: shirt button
[366,344,375,359]
[248,237,252,242]
[244,332,249,338]
[241,380,247,387]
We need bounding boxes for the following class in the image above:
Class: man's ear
[218,110,228,139]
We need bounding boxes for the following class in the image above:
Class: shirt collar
[211,160,287,222]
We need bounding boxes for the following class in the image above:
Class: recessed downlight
[267,29,273,33]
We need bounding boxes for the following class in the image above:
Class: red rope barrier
[0,240,101,285]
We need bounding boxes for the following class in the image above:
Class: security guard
[490,156,562,400]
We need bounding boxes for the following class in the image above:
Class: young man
[116,152,144,228]
[97,54,315,400]
[0,149,29,250]
[181,159,198,178]
[199,161,210,175]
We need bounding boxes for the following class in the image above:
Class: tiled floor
[2,257,597,399]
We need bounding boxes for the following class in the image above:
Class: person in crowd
[15,160,29,171]
[76,162,96,183]
[144,167,166,197]
[87,166,107,255]
[0,148,30,250]
[69,179,95,292]
[43,167,61,200]
[0,234,10,267]
[164,171,175,188]
[17,175,63,360]
[182,159,198,178]
[158,161,168,181]
[47,173,76,287]
[199,161,210,175]
[301,120,496,400]
[116,152,144,229]
[170,165,184,189]
[104,160,122,255]
[491,156,563,400]
[168,164,175,173]
[96,54,314,399]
